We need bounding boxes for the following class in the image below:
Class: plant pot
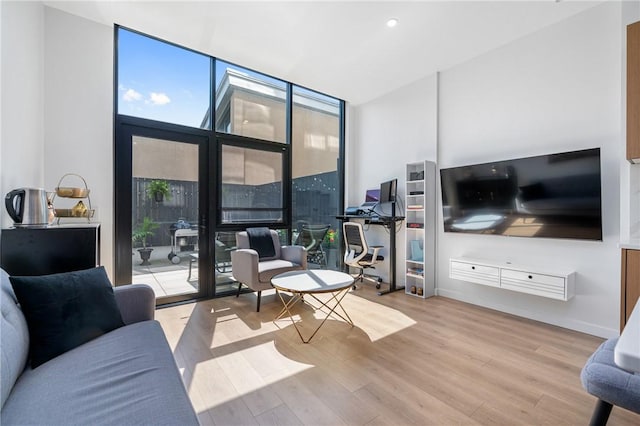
[137,247,154,266]
[326,247,339,268]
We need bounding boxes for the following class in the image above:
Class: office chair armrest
[370,246,383,262]
[281,245,308,269]
[231,248,259,284]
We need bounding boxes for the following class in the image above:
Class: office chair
[342,222,384,289]
[214,231,236,273]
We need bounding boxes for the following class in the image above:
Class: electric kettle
[5,188,52,227]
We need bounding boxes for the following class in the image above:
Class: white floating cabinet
[449,257,575,301]
[449,260,500,288]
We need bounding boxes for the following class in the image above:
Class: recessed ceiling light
[386,18,398,28]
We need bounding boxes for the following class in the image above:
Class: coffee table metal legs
[274,288,354,343]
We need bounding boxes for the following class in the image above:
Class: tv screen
[440,148,602,240]
[380,179,397,203]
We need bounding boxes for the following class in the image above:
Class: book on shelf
[407,267,424,276]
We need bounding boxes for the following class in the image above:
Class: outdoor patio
[132,245,236,298]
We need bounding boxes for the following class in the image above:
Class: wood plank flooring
[155,285,640,425]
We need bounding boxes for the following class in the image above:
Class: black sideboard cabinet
[0,224,100,276]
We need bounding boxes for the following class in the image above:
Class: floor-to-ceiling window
[115,27,344,304]
[291,86,342,269]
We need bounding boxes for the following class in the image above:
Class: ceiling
[43,1,602,105]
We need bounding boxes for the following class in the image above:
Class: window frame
[216,133,290,230]
[114,25,345,300]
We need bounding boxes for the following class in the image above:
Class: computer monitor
[379,178,397,203]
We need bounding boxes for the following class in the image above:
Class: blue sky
[118,28,339,128]
[117,29,210,128]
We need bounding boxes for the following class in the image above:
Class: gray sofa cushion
[0,268,29,409]
[1,320,199,425]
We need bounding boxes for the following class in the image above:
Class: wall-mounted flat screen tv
[440,148,602,240]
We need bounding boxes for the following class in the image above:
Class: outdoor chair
[215,231,236,273]
[294,224,331,268]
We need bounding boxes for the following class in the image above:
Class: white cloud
[123,88,142,102]
[149,92,171,106]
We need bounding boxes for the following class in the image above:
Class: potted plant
[132,217,159,266]
[324,228,339,268]
[147,179,171,202]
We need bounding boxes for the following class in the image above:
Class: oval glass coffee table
[271,270,355,343]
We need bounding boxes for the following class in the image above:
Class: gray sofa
[0,268,199,425]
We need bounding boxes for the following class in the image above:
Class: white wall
[0,4,114,277]
[438,2,623,338]
[353,2,627,337]
[43,7,114,277]
[0,0,45,229]
[349,75,438,282]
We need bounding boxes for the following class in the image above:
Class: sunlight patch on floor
[342,295,417,342]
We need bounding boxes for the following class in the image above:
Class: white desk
[615,296,640,373]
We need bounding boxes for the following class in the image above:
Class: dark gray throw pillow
[9,266,125,368]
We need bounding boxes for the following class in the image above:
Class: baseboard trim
[435,288,618,339]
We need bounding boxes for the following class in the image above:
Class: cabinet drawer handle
[471,266,475,270]
[528,275,533,279]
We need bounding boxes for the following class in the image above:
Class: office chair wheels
[375,277,382,289]
[352,285,357,290]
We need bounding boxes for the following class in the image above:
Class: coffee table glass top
[271,270,354,293]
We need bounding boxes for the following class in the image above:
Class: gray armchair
[231,229,306,312]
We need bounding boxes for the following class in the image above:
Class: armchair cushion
[258,259,304,284]
[9,267,125,368]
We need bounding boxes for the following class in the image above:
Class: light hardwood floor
[155,285,639,425]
